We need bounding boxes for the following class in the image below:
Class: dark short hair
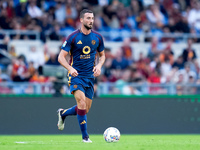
[80,9,93,18]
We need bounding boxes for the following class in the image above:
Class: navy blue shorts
[68,76,95,100]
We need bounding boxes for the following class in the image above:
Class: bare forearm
[58,54,72,71]
[97,55,105,67]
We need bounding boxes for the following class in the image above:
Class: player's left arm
[93,50,105,77]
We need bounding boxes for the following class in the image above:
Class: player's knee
[78,100,86,109]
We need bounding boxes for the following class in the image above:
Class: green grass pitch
[0,134,200,150]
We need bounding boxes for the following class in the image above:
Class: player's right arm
[58,50,78,77]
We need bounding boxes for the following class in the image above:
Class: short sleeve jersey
[61,29,104,78]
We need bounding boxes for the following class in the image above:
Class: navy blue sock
[61,105,77,120]
[77,109,88,139]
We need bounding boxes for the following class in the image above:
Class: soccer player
[57,9,105,143]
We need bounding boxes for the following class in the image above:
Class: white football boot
[82,136,92,143]
[57,108,65,130]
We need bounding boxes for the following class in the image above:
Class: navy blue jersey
[61,29,104,78]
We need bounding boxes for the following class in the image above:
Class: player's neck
[80,27,91,35]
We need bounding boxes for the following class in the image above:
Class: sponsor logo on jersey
[77,40,82,44]
[80,54,90,59]
[82,46,91,54]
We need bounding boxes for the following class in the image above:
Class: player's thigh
[85,97,92,114]
[85,86,94,113]
[74,90,86,109]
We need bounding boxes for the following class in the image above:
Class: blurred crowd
[0,0,200,95]
[101,37,200,95]
[0,36,200,95]
[0,0,200,41]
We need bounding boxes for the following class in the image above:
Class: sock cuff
[77,109,86,116]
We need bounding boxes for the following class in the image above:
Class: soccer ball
[103,127,120,142]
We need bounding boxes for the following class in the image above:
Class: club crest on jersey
[73,85,77,88]
[91,40,96,45]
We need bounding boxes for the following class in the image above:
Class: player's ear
[80,18,83,23]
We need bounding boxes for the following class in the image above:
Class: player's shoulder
[91,30,103,39]
[67,29,80,40]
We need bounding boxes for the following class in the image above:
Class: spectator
[130,64,145,83]
[9,46,17,58]
[0,69,12,93]
[15,1,27,18]
[65,0,77,27]
[47,6,56,24]
[111,48,129,70]
[136,52,150,79]
[6,0,15,20]
[150,55,160,70]
[27,46,45,69]
[102,4,119,28]
[0,68,10,83]
[127,0,141,17]
[168,3,181,25]
[43,44,50,62]
[27,61,36,78]
[159,39,174,65]
[148,62,162,84]
[116,2,129,28]
[188,1,200,32]
[104,47,114,59]
[27,0,42,19]
[172,55,184,70]
[146,4,166,28]
[0,35,10,51]
[184,73,197,94]
[115,69,141,95]
[175,71,185,95]
[173,62,196,84]
[93,13,103,31]
[40,13,52,32]
[121,38,133,61]
[26,18,41,32]
[10,20,26,39]
[148,68,162,93]
[165,17,176,32]
[182,38,197,63]
[55,1,66,25]
[11,55,30,82]
[160,57,172,79]
[175,0,189,11]
[45,52,60,66]
[49,23,61,40]
[102,58,113,82]
[0,8,11,29]
[160,26,175,42]
[174,15,190,33]
[147,36,163,61]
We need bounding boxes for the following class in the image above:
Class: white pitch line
[15,141,27,144]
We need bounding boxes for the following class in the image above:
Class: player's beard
[84,23,92,30]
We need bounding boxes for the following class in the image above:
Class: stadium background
[0,0,200,138]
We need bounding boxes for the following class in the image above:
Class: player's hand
[69,67,78,77]
[93,64,101,77]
